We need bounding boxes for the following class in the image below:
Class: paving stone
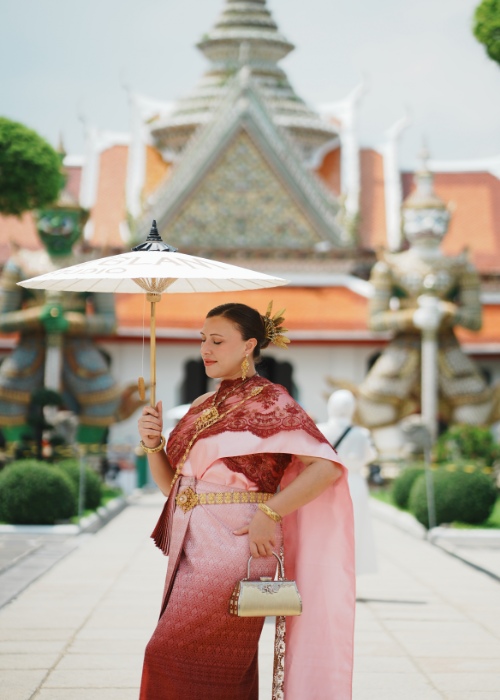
[416,657,500,674]
[0,494,499,700]
[37,690,139,700]
[56,653,142,671]
[0,653,59,669]
[43,668,141,688]
[445,694,500,700]
[1,670,49,699]
[429,673,500,693]
[352,672,443,699]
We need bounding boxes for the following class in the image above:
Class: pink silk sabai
[141,376,355,700]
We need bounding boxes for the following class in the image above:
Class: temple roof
[139,71,348,251]
[110,287,500,349]
[2,147,500,278]
[150,0,338,163]
[84,144,129,250]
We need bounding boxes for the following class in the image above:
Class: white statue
[317,390,378,575]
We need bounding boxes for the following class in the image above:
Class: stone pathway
[355,520,500,700]
[0,492,499,699]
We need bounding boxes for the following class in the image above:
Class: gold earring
[241,355,250,381]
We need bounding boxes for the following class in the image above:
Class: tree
[0,117,63,216]
[473,0,500,66]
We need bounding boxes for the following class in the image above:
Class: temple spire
[150,0,338,162]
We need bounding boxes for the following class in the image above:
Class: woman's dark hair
[206,303,269,360]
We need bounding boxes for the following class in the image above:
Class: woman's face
[200,316,257,381]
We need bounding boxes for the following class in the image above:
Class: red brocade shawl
[154,375,355,699]
[166,374,330,492]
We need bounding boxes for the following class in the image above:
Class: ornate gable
[161,130,325,249]
[138,73,349,251]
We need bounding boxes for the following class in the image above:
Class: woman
[138,302,355,700]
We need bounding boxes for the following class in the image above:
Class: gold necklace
[170,383,264,490]
[195,376,254,432]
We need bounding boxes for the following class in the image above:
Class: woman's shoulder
[254,377,306,414]
[191,391,215,408]
[255,375,287,392]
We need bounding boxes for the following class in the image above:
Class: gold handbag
[229,552,302,617]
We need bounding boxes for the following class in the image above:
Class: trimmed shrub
[0,117,63,216]
[0,461,76,525]
[392,466,425,509]
[409,469,497,528]
[473,0,500,66]
[54,459,103,511]
[434,425,500,465]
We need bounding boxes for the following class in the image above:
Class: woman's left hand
[233,510,277,558]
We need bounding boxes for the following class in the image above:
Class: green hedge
[54,459,103,511]
[409,469,497,528]
[392,467,425,509]
[0,461,76,525]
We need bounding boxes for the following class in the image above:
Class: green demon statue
[0,197,139,446]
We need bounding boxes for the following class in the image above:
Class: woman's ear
[245,338,258,355]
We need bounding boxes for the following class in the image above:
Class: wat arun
[133,0,355,259]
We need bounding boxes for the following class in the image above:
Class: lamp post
[414,293,442,443]
[413,292,442,530]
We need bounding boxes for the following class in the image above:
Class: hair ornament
[263,301,290,349]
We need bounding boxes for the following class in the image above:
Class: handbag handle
[246,552,285,580]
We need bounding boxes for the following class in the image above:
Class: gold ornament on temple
[263,301,290,349]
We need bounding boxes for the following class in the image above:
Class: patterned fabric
[167,375,329,470]
[222,452,291,493]
[140,477,282,700]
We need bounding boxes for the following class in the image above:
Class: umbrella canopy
[18,222,289,406]
[19,249,287,294]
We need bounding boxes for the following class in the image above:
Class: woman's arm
[138,401,175,496]
[234,456,342,558]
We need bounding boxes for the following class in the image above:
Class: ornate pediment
[162,130,325,250]
[138,73,349,252]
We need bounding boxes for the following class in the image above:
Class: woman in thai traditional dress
[138,303,355,700]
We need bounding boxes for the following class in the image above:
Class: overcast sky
[1,0,499,168]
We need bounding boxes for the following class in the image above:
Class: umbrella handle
[148,294,160,407]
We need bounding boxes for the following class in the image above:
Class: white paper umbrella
[19,221,288,405]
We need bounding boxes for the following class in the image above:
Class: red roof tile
[113,286,500,347]
[88,145,128,250]
[143,146,170,201]
[358,149,386,250]
[64,165,82,204]
[0,212,41,264]
[316,147,341,197]
[114,286,369,333]
[456,304,500,345]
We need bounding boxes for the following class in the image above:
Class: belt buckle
[176,486,198,513]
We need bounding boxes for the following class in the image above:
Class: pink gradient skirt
[139,477,280,700]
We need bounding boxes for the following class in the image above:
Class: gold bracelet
[140,435,166,454]
[258,502,282,523]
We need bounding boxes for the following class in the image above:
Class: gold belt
[176,487,273,513]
